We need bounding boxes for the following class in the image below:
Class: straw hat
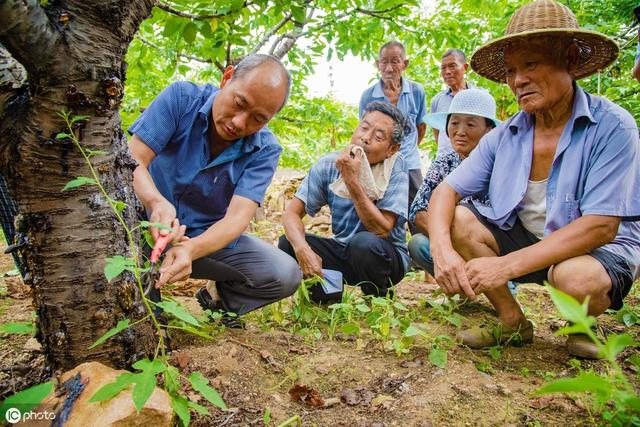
[425,89,500,133]
[471,0,618,83]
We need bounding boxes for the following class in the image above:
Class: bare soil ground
[1,240,638,426]
[0,176,638,426]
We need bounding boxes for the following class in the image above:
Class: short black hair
[442,48,466,63]
[362,101,408,146]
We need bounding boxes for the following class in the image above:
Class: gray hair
[442,48,466,63]
[231,54,292,110]
[378,41,406,59]
[362,101,408,146]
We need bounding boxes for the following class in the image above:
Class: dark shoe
[195,287,244,329]
[458,320,534,349]
[566,333,603,359]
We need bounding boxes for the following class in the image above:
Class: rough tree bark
[0,0,156,370]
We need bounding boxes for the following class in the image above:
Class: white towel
[329,146,399,201]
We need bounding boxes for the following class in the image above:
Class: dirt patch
[1,171,639,426]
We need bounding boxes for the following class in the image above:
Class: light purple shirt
[445,84,640,279]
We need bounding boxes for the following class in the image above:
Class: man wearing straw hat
[428,0,640,358]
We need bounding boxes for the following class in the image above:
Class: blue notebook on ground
[320,269,343,295]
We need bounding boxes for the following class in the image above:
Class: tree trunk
[0,0,156,370]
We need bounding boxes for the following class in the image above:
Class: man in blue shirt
[129,54,302,322]
[359,41,426,234]
[428,0,637,358]
[279,102,409,303]
[429,49,475,156]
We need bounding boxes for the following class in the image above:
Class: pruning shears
[143,234,171,296]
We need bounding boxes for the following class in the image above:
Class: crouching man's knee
[273,254,303,299]
[548,255,612,315]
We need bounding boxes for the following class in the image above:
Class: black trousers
[278,231,406,303]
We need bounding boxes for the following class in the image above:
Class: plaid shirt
[295,151,410,270]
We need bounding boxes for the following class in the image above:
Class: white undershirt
[517,178,548,240]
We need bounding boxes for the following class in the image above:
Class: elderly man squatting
[279,101,410,303]
[359,41,427,234]
[428,0,639,358]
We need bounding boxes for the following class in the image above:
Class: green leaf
[188,372,227,410]
[70,115,89,124]
[104,256,128,282]
[341,322,360,335]
[429,348,447,368]
[62,176,96,191]
[156,300,200,327]
[89,373,136,402]
[0,322,34,335]
[489,345,502,361]
[536,372,610,395]
[291,4,306,23]
[355,303,371,313]
[403,325,424,337]
[56,132,71,140]
[263,407,271,425]
[171,394,191,426]
[132,358,167,374]
[132,361,158,411]
[0,381,54,415]
[89,319,130,349]
[546,285,595,329]
[602,334,637,360]
[164,366,181,394]
[183,22,198,44]
[393,301,407,311]
[85,149,107,158]
[188,400,209,415]
[112,200,127,213]
[445,314,463,327]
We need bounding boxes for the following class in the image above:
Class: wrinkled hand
[432,246,476,299]
[149,200,186,244]
[155,244,193,288]
[295,245,323,279]
[335,144,362,183]
[465,256,511,295]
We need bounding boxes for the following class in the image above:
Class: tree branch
[249,13,293,56]
[296,4,406,39]
[0,0,59,75]
[138,37,214,64]
[269,5,314,59]
[155,0,254,20]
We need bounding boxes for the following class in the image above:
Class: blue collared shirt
[445,84,640,279]
[129,81,282,239]
[295,152,410,270]
[429,83,476,156]
[359,78,426,171]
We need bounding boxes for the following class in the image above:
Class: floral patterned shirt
[409,151,487,223]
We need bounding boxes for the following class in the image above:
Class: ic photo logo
[4,407,21,423]
[4,407,56,423]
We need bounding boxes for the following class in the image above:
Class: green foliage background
[121,0,639,170]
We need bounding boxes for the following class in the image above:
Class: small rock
[497,384,512,397]
[23,337,42,352]
[33,361,174,427]
[341,388,360,405]
[315,365,330,375]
